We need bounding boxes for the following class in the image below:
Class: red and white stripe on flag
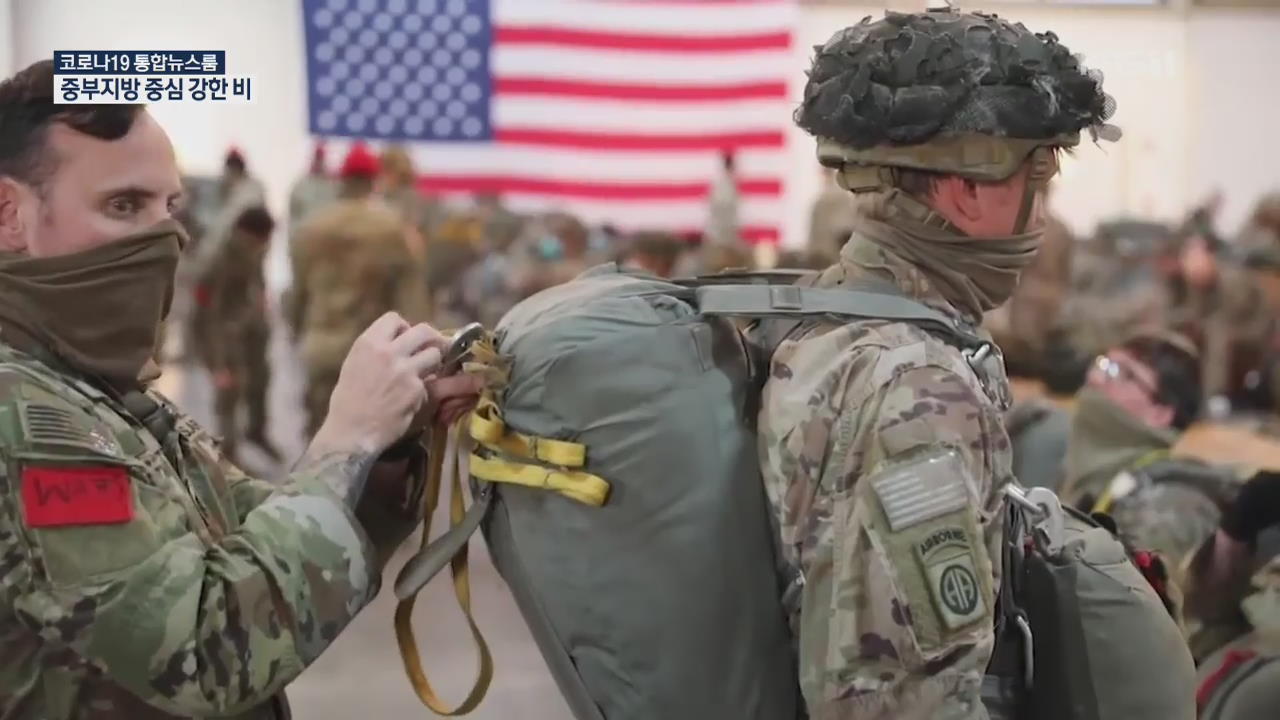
[411,0,796,244]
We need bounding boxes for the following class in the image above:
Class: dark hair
[234,205,275,238]
[224,150,246,174]
[1118,335,1202,430]
[0,60,144,190]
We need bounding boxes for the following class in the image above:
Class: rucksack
[391,262,997,720]
[985,484,1198,720]
[391,263,1194,720]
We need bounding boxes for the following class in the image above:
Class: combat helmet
[798,7,1119,232]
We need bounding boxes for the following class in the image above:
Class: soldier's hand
[427,373,483,426]
[318,312,449,454]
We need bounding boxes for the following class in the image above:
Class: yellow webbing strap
[466,392,609,506]
[1092,449,1172,515]
[468,452,609,507]
[469,400,586,467]
[394,423,493,715]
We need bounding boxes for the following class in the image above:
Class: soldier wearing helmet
[757,9,1119,717]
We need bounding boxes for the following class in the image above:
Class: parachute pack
[391,263,1195,720]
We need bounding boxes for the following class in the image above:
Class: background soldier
[203,205,281,465]
[1184,470,1280,717]
[290,142,428,440]
[758,10,1120,716]
[705,149,740,250]
[288,141,337,233]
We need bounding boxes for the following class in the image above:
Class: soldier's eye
[105,196,141,218]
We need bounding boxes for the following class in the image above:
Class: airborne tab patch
[916,525,987,630]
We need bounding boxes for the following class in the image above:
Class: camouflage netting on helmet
[796,9,1119,148]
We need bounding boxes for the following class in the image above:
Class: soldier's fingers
[438,398,474,425]
[367,311,409,341]
[390,323,447,357]
[406,347,443,377]
[428,374,483,402]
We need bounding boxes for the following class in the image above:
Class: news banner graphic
[302,0,796,244]
[52,51,253,104]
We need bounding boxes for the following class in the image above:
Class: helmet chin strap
[1012,183,1038,235]
[1011,146,1059,234]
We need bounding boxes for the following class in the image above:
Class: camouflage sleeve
[800,364,1001,720]
[223,448,424,569]
[0,448,380,716]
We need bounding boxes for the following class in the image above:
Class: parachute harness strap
[464,335,611,507]
[395,327,503,716]
[395,419,492,715]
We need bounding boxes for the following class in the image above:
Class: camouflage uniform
[758,10,1117,717]
[202,223,274,460]
[0,341,419,718]
[290,198,425,440]
[189,174,266,372]
[287,173,337,232]
[760,237,1013,717]
[1163,266,1272,410]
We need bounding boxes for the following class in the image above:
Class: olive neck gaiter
[849,193,1043,321]
[0,220,186,392]
[1064,386,1179,506]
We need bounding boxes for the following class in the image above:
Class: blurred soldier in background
[1061,332,1204,508]
[705,149,740,249]
[985,199,1074,378]
[512,211,594,295]
[1057,220,1178,392]
[1059,333,1237,621]
[290,142,427,440]
[288,141,337,232]
[282,142,337,329]
[1183,470,1280,718]
[1239,192,1280,252]
[619,230,685,278]
[189,148,267,374]
[203,205,281,464]
[806,167,858,263]
[1164,220,1274,416]
[378,144,438,264]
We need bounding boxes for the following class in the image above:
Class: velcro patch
[19,402,121,456]
[871,449,969,532]
[864,449,993,648]
[21,466,133,527]
[916,525,986,630]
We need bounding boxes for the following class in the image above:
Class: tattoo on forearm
[295,450,379,508]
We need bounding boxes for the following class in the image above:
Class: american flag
[301,0,796,245]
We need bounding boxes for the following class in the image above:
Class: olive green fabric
[1062,387,1179,508]
[474,263,983,720]
[0,221,185,390]
[484,264,799,720]
[1016,511,1197,720]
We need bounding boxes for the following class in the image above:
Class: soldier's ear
[0,177,32,252]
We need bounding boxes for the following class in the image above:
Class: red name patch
[20,466,133,528]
